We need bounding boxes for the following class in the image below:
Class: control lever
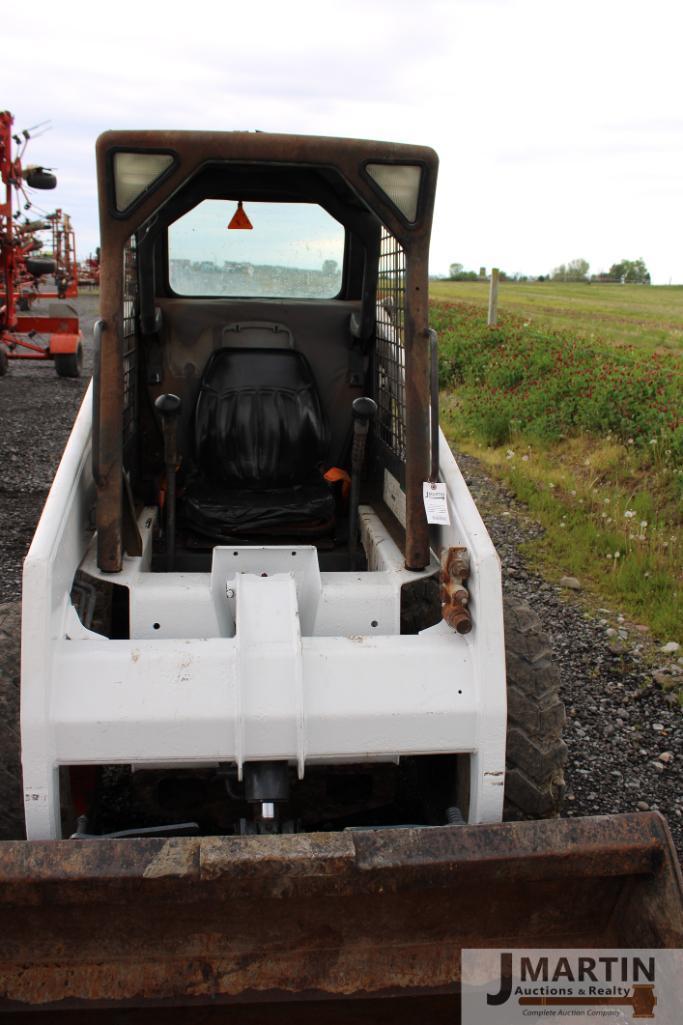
[348,396,377,570]
[154,393,182,571]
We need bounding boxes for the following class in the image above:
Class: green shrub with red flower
[431,301,683,463]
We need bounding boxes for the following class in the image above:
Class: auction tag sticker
[423,481,450,525]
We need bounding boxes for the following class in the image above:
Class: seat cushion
[194,347,329,488]
[182,479,335,538]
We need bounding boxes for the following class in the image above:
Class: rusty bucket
[0,813,681,1021]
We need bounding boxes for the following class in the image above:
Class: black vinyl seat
[181,347,335,539]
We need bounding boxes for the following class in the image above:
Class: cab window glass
[168,200,344,298]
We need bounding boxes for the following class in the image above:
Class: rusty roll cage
[94,130,439,573]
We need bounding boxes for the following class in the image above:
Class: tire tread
[0,603,24,840]
[503,595,567,819]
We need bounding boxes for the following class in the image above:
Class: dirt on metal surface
[0,815,680,1016]
[30,996,461,1024]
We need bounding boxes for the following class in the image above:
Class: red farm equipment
[12,208,79,309]
[77,248,100,287]
[0,110,83,378]
[23,207,79,301]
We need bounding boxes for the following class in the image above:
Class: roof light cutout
[113,152,174,212]
[366,163,422,222]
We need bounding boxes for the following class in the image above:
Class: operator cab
[110,152,424,573]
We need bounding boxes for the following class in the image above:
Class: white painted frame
[21,389,506,839]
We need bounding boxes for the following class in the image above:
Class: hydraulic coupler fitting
[440,546,472,634]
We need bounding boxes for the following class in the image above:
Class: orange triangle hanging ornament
[227,201,253,230]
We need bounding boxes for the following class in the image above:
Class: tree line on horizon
[444,257,651,284]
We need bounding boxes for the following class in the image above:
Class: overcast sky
[4,0,682,283]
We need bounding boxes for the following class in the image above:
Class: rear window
[168,200,344,298]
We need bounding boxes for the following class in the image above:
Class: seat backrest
[221,320,294,349]
[194,347,329,488]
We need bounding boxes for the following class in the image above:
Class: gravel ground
[0,293,97,602]
[0,293,681,857]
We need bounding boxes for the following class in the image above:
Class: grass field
[430,280,683,356]
[430,290,683,647]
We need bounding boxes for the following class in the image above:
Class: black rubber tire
[25,169,57,190]
[54,341,83,379]
[0,347,8,376]
[503,595,567,818]
[25,256,56,277]
[0,603,25,840]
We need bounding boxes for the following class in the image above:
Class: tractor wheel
[503,595,567,818]
[0,603,25,840]
[55,341,83,379]
[25,257,57,278]
[25,168,57,190]
[0,347,8,376]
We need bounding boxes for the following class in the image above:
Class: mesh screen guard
[122,235,138,466]
[376,228,407,464]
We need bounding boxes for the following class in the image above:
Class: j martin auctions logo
[460,949,683,1025]
[487,953,656,1018]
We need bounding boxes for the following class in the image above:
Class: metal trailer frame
[0,111,82,373]
[17,208,80,302]
[77,252,100,287]
[47,207,79,299]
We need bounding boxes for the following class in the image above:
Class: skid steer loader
[0,130,681,1019]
